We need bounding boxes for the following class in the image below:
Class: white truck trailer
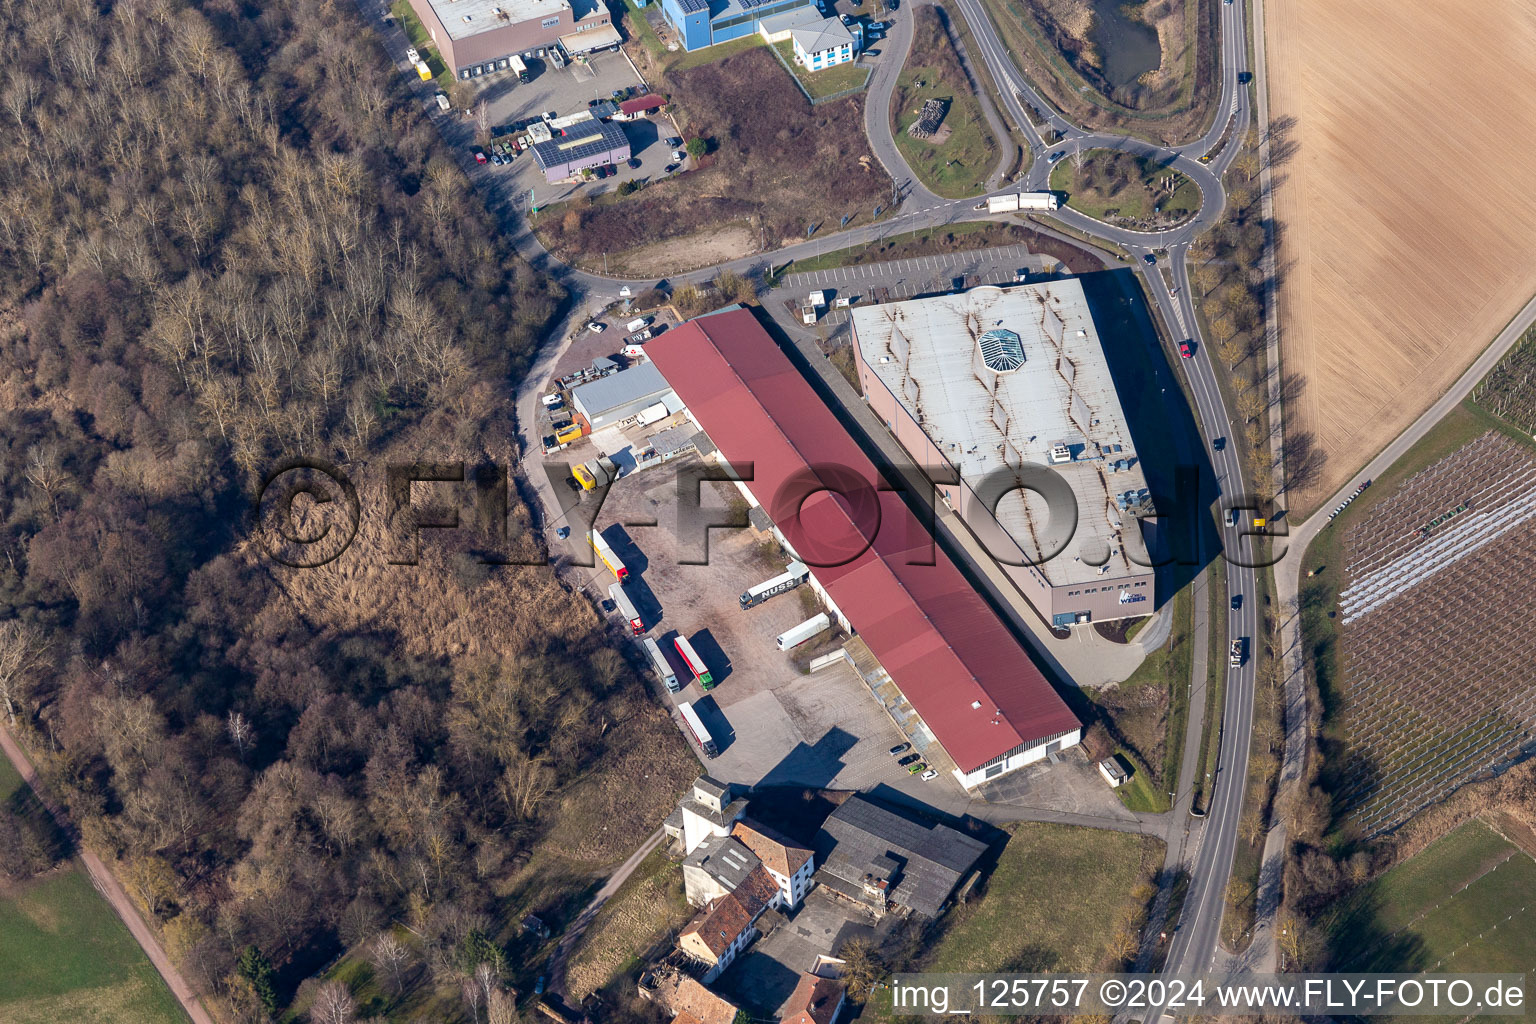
[776,612,831,651]
[975,192,1059,213]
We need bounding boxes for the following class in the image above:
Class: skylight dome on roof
[977,328,1024,372]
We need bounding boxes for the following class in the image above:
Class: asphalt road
[368,0,1267,979]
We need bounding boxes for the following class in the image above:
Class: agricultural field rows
[1333,433,1536,835]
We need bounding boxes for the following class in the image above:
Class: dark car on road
[888,742,910,756]
[1213,436,1226,451]
[1143,253,1157,265]
[1231,594,1243,610]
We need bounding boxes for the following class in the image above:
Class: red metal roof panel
[646,309,1078,771]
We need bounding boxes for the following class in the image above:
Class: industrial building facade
[661,0,814,51]
[406,0,612,77]
[851,282,1157,627]
[570,362,680,432]
[646,307,1080,789]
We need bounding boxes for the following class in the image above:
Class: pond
[1090,0,1161,91]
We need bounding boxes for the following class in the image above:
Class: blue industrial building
[660,0,814,51]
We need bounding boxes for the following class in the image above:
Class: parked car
[1179,340,1195,358]
[541,393,563,406]
[556,526,570,539]
[587,321,607,333]
[473,149,487,164]
[490,152,504,165]
[888,742,911,756]
[864,48,880,55]
[671,149,687,162]
[906,761,927,775]
[628,157,641,169]
[920,769,938,781]
[664,163,679,173]
[434,92,450,111]
[667,136,683,147]
[897,753,920,767]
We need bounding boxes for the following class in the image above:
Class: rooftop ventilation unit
[1048,442,1071,464]
[977,328,1024,372]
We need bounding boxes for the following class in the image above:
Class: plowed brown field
[1267,0,1536,513]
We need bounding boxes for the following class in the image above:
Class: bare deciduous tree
[310,980,356,1024]
[0,621,49,727]
[370,933,411,995]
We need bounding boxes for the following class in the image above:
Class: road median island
[890,6,1003,199]
[974,0,1217,144]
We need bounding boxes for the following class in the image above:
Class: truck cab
[1229,637,1246,668]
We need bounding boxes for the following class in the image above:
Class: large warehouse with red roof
[645,307,1080,789]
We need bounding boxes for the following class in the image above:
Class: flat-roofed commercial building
[851,282,1156,627]
[406,0,613,78]
[531,120,632,181]
[646,307,1080,789]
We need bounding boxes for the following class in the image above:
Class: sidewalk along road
[0,724,211,1024]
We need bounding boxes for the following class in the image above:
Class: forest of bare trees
[0,0,687,1019]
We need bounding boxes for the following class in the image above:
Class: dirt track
[1267,0,1536,513]
[0,725,211,1024]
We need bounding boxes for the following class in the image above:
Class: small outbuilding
[1097,756,1130,789]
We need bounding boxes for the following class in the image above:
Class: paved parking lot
[550,453,967,801]
[778,243,1053,331]
[471,49,684,205]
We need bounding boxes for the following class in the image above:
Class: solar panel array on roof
[673,0,708,13]
[531,121,629,170]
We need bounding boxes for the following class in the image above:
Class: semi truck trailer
[739,561,810,610]
[776,612,830,651]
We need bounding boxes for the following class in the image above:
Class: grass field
[1268,0,1536,515]
[890,7,1001,199]
[1113,751,1170,813]
[564,848,690,1001]
[922,824,1160,973]
[1324,818,1536,975]
[1083,583,1193,797]
[0,759,185,1024]
[771,41,870,100]
[1048,150,1200,228]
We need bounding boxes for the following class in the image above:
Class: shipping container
[776,612,830,651]
[678,701,717,757]
[674,635,712,689]
[609,582,643,636]
[643,637,679,692]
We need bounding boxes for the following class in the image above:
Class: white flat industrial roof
[428,0,572,40]
[852,282,1153,587]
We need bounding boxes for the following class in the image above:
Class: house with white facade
[790,17,855,71]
